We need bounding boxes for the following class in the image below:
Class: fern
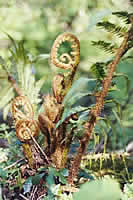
[0,35,47,118]
[97,21,127,37]
[112,11,130,24]
[91,40,118,54]
[90,62,106,80]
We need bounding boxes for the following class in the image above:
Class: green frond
[122,55,133,61]
[0,86,14,119]
[90,62,106,80]
[7,34,28,64]
[18,64,45,106]
[128,39,133,49]
[112,11,130,24]
[91,40,118,54]
[0,34,46,116]
[97,21,127,37]
[7,35,46,105]
[3,102,12,120]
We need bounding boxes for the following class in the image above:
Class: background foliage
[0,0,133,199]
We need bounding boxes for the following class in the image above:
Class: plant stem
[68,25,132,185]
[8,74,23,96]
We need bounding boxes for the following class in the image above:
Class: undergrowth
[0,11,133,200]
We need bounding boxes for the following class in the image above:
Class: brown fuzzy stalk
[68,25,133,185]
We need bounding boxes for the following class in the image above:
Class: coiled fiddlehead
[15,119,39,142]
[50,32,80,70]
[12,95,40,169]
[50,33,80,103]
[12,95,39,142]
[12,96,34,122]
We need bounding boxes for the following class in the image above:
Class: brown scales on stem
[7,26,133,182]
[38,33,80,169]
[67,24,133,184]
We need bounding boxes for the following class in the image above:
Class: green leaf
[44,189,55,200]
[90,62,106,80]
[114,72,130,95]
[97,21,127,37]
[33,54,50,62]
[124,183,133,198]
[46,168,56,185]
[91,41,117,54]
[56,78,99,129]
[0,87,14,109]
[4,32,18,54]
[73,178,122,200]
[3,102,12,120]
[78,169,94,180]
[56,106,91,129]
[0,168,8,179]
[112,11,129,24]
[31,173,44,185]
[63,78,99,106]
[56,169,68,184]
[0,56,6,65]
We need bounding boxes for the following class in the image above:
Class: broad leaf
[63,78,99,106]
[73,178,122,200]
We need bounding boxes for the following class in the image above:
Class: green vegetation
[0,1,133,199]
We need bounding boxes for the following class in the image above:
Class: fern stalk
[68,24,133,185]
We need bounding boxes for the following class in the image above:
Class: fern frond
[128,39,133,49]
[112,11,130,24]
[97,21,127,37]
[7,35,46,105]
[0,34,46,117]
[91,40,118,54]
[122,55,133,61]
[7,34,28,64]
[0,86,14,109]
[90,62,106,80]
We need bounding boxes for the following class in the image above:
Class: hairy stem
[68,26,132,184]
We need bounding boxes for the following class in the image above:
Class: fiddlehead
[12,95,34,122]
[12,95,39,142]
[12,95,40,168]
[50,33,80,103]
[15,119,39,142]
[39,33,80,168]
[50,32,80,70]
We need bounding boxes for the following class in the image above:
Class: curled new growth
[12,96,39,142]
[50,32,80,70]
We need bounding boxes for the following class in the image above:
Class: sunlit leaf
[63,78,99,106]
[73,178,122,200]
[33,54,50,62]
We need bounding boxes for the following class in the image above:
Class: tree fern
[112,11,131,24]
[90,62,106,80]
[91,40,118,54]
[91,12,132,80]
[97,21,127,37]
